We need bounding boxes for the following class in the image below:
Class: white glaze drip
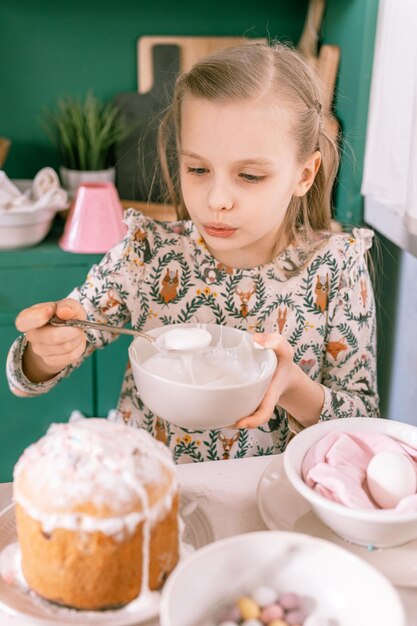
[143,329,262,387]
[13,419,178,539]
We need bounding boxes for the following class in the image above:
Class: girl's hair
[157,41,340,247]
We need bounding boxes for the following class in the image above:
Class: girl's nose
[207,181,234,212]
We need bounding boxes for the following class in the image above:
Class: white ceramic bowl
[0,209,55,249]
[128,323,277,430]
[159,531,406,626]
[284,417,417,548]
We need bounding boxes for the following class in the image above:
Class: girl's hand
[15,299,87,382]
[234,332,296,429]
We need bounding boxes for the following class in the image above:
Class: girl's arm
[17,299,88,384]
[234,333,325,429]
[236,240,379,430]
[7,232,141,397]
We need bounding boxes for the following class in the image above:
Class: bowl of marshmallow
[284,416,417,548]
[128,323,277,430]
[159,530,406,626]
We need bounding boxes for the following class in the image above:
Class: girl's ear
[293,150,321,197]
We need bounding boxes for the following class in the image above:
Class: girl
[7,42,379,462]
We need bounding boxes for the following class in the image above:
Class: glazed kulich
[13,418,179,610]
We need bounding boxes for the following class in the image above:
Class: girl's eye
[187,167,208,176]
[240,173,265,183]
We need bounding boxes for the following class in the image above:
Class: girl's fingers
[56,299,87,321]
[15,298,88,373]
[234,391,278,429]
[16,298,86,333]
[15,302,56,333]
[25,322,83,346]
[28,334,85,357]
[15,298,86,333]
[253,332,283,350]
[234,413,264,429]
[253,332,294,361]
[31,342,86,369]
[236,332,295,429]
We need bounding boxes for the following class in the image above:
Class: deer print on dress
[101,289,123,313]
[314,274,329,312]
[360,278,368,308]
[154,417,168,445]
[219,432,240,460]
[277,307,287,334]
[160,269,179,304]
[235,285,256,318]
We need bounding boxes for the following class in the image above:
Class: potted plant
[42,91,129,192]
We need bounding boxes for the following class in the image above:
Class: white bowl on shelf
[0,208,55,249]
[159,531,406,626]
[284,417,417,548]
[128,323,277,430]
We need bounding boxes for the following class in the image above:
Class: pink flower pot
[59,182,127,254]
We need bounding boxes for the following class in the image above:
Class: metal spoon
[48,317,212,353]
[49,316,156,345]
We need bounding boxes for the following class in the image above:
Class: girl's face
[180,96,320,269]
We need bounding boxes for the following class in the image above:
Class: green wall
[0,0,307,178]
[1,0,379,228]
[323,0,379,227]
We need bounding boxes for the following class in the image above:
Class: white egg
[366,451,417,509]
[252,585,277,607]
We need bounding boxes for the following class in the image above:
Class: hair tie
[315,101,322,115]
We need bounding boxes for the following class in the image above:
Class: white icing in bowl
[155,327,212,352]
[129,323,277,429]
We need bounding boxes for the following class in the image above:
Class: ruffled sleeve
[319,227,380,420]
[6,335,84,397]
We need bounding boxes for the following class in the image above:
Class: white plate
[257,454,417,588]
[0,497,214,626]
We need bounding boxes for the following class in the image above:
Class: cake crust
[16,497,179,609]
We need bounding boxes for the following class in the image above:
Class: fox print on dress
[160,269,179,304]
[314,274,329,312]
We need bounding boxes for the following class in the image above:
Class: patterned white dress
[7,210,379,463]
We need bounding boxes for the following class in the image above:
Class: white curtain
[362,0,417,255]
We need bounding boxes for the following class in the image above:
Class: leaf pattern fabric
[7,210,379,463]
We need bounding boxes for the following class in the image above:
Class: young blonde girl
[7,42,378,462]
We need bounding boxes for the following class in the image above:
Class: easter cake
[13,418,179,610]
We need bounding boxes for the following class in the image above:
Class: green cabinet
[0,224,129,482]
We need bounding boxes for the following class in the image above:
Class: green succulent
[42,91,129,171]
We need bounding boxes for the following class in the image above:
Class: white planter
[60,166,116,193]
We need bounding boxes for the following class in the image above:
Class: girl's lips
[203,223,237,238]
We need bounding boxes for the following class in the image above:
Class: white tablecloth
[1,455,416,625]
